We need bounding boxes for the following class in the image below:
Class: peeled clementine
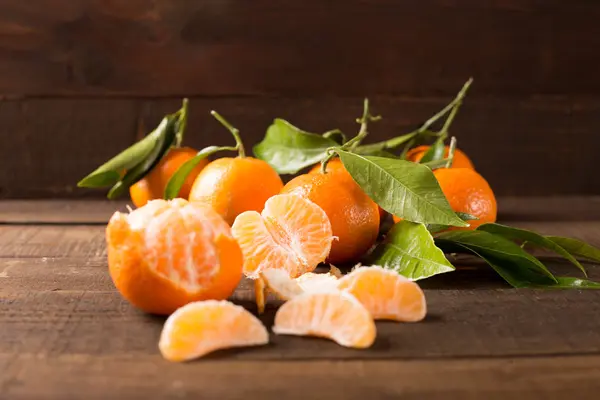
[106,199,243,315]
[129,147,207,208]
[189,157,283,225]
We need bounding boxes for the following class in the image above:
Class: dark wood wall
[1,0,599,198]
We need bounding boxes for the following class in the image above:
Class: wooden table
[2,198,600,399]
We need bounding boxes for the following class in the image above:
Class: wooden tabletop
[2,198,600,399]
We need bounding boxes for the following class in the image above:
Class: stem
[320,148,337,174]
[211,110,246,158]
[445,136,457,168]
[347,98,381,152]
[420,78,473,133]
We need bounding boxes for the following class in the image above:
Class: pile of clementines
[79,80,508,361]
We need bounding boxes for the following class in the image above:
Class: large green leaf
[253,119,338,174]
[531,277,600,289]
[546,236,600,263]
[164,145,235,199]
[335,150,468,227]
[477,223,587,276]
[366,221,455,280]
[435,230,558,287]
[107,116,178,199]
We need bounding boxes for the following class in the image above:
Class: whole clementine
[129,147,207,208]
[406,145,474,169]
[282,167,380,264]
[189,157,283,225]
[309,159,386,220]
[106,199,243,315]
[430,168,497,229]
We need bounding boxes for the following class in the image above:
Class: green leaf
[530,277,600,289]
[366,221,455,280]
[477,223,587,277]
[419,138,445,164]
[107,116,178,199]
[322,129,346,145]
[355,131,418,155]
[335,150,468,227]
[77,127,162,188]
[253,119,338,174]
[546,236,600,264]
[164,145,234,199]
[435,230,558,287]
[426,212,478,234]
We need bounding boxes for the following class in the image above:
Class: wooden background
[1,0,599,198]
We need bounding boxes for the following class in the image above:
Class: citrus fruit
[129,147,207,208]
[309,159,386,220]
[188,157,283,225]
[159,300,269,362]
[432,168,497,229]
[106,199,243,315]
[231,194,334,279]
[273,291,376,349]
[337,266,427,322]
[260,268,340,301]
[282,166,380,264]
[406,145,474,169]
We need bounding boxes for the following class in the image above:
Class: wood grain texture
[2,354,600,400]
[2,96,600,198]
[0,0,599,97]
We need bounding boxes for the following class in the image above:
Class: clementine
[406,145,474,169]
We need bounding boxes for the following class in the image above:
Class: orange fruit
[106,199,243,315]
[309,159,386,220]
[159,300,269,362]
[282,167,380,264]
[432,168,497,229]
[231,194,334,279]
[393,167,497,227]
[130,147,207,208]
[337,266,426,322]
[406,145,474,169]
[273,291,376,349]
[189,157,283,225]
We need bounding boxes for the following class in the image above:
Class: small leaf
[107,116,178,199]
[335,150,468,227]
[546,236,600,264]
[366,221,455,280]
[435,230,558,287]
[164,145,233,199]
[77,127,162,188]
[355,131,418,155]
[478,223,587,277]
[360,149,399,158]
[253,119,338,174]
[419,137,445,164]
[322,129,346,145]
[531,277,600,289]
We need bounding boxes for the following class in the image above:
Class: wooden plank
[2,197,600,224]
[3,279,600,360]
[0,0,599,97]
[2,354,600,400]
[2,96,600,199]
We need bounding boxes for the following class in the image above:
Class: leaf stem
[211,110,245,158]
[445,136,457,168]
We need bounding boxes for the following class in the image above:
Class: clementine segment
[406,145,474,169]
[106,199,243,315]
[433,168,497,229]
[282,167,380,264]
[159,300,269,362]
[337,266,427,322]
[129,147,207,208]
[189,157,283,225]
[231,194,334,279]
[273,291,376,349]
